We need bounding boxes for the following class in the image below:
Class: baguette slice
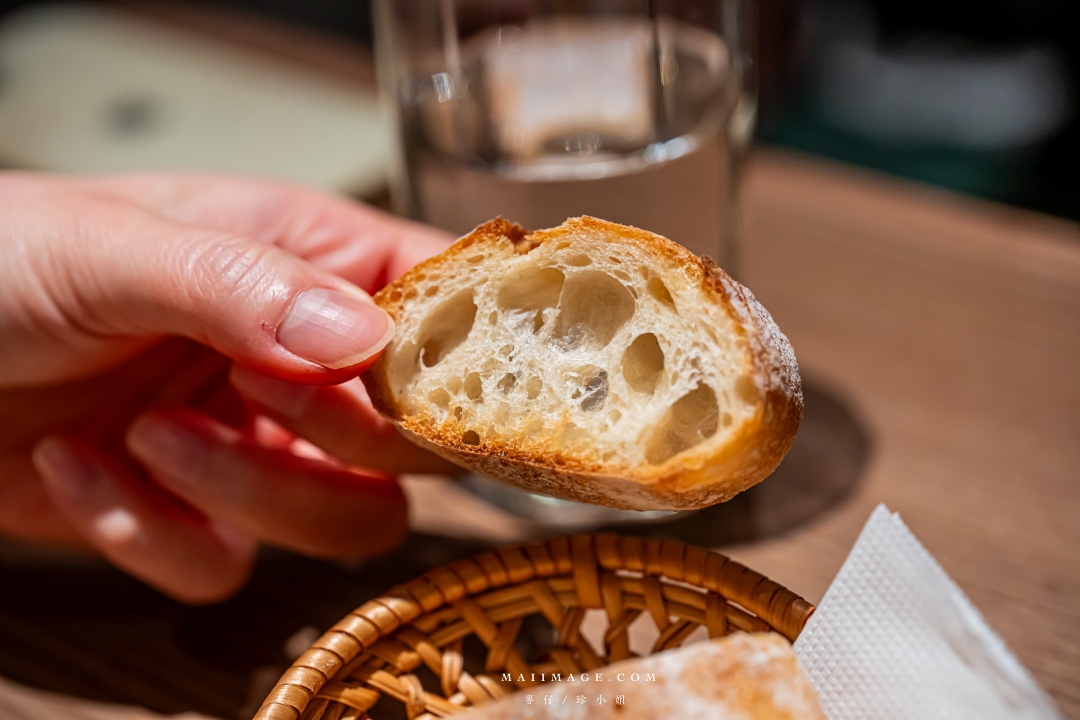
[363,217,802,511]
[454,633,825,720]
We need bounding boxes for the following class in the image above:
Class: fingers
[91,173,454,289]
[5,175,395,384]
[126,409,408,558]
[230,365,460,474]
[0,454,84,545]
[32,435,255,603]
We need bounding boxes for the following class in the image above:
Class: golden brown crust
[362,217,802,511]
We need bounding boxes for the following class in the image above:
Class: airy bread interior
[378,221,760,474]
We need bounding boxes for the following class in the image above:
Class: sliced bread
[362,217,802,510]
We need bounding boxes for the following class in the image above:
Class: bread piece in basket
[457,632,825,719]
[363,217,802,510]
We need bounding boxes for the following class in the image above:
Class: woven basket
[255,534,815,720]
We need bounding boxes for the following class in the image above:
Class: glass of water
[374,0,753,527]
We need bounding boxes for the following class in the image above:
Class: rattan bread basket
[254,534,815,720]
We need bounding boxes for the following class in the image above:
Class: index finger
[89,173,455,291]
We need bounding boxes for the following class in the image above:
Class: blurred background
[756,0,1078,221]
[0,0,1075,219]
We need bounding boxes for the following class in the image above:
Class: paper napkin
[793,504,1060,719]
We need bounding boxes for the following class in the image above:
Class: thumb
[23,192,395,382]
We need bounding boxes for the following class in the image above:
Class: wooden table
[2,149,1078,718]
[732,149,1080,715]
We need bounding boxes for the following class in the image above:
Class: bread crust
[363,217,802,511]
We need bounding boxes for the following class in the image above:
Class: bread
[363,217,802,510]
[453,633,825,720]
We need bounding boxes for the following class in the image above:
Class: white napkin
[793,504,1060,720]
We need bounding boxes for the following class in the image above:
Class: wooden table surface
[731,149,1080,715]
[1,149,1078,719]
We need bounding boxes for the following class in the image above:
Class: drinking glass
[374,0,754,527]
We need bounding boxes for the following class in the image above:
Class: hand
[0,172,456,602]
